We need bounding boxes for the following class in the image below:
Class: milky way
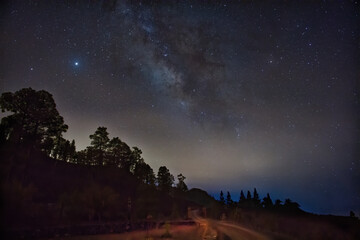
[1,0,359,215]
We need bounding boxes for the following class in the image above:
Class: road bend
[192,214,271,240]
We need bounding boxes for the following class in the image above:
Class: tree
[69,139,76,162]
[85,146,97,165]
[274,199,282,209]
[89,127,109,165]
[0,88,68,152]
[350,211,356,218]
[142,163,155,185]
[90,127,109,151]
[219,191,225,205]
[51,137,76,162]
[41,136,54,156]
[106,137,133,169]
[253,188,260,207]
[246,190,252,200]
[60,139,71,162]
[238,190,246,208]
[51,136,63,160]
[157,166,174,193]
[239,190,246,202]
[131,147,144,174]
[133,148,155,185]
[226,191,233,207]
[262,193,273,209]
[75,149,87,165]
[176,173,188,192]
[283,198,300,212]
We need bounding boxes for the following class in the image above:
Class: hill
[0,145,208,230]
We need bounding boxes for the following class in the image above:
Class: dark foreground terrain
[44,215,360,240]
[1,147,359,239]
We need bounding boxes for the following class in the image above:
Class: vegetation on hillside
[1,88,359,239]
[0,88,208,227]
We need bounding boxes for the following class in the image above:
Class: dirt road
[48,217,271,240]
[193,215,271,240]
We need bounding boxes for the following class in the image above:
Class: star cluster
[1,0,359,215]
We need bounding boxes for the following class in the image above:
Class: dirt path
[193,214,271,240]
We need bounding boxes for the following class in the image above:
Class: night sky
[1,0,359,215]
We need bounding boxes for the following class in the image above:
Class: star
[74,61,79,66]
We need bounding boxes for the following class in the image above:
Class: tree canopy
[0,88,68,151]
[89,126,109,165]
[0,88,160,187]
[157,166,174,193]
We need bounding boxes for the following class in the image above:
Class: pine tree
[262,193,273,209]
[226,191,233,207]
[106,137,133,169]
[350,211,355,218]
[89,127,109,165]
[157,166,174,193]
[284,198,300,212]
[274,199,282,209]
[239,190,246,202]
[246,190,252,200]
[253,188,260,207]
[69,139,76,163]
[219,191,225,205]
[0,88,68,156]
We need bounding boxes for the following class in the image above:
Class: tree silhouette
[0,116,11,145]
[142,163,155,185]
[131,147,144,173]
[69,140,76,162]
[89,127,109,165]
[239,190,246,202]
[238,190,246,208]
[219,190,225,205]
[0,88,68,154]
[75,149,87,165]
[106,137,132,169]
[157,166,174,193]
[253,188,260,207]
[262,193,273,209]
[246,190,252,200]
[274,199,282,209]
[176,173,188,192]
[41,136,55,156]
[85,146,97,165]
[284,198,300,211]
[350,211,355,218]
[51,137,76,162]
[51,136,63,160]
[60,139,71,162]
[226,191,233,207]
[133,148,155,185]
[106,137,122,166]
